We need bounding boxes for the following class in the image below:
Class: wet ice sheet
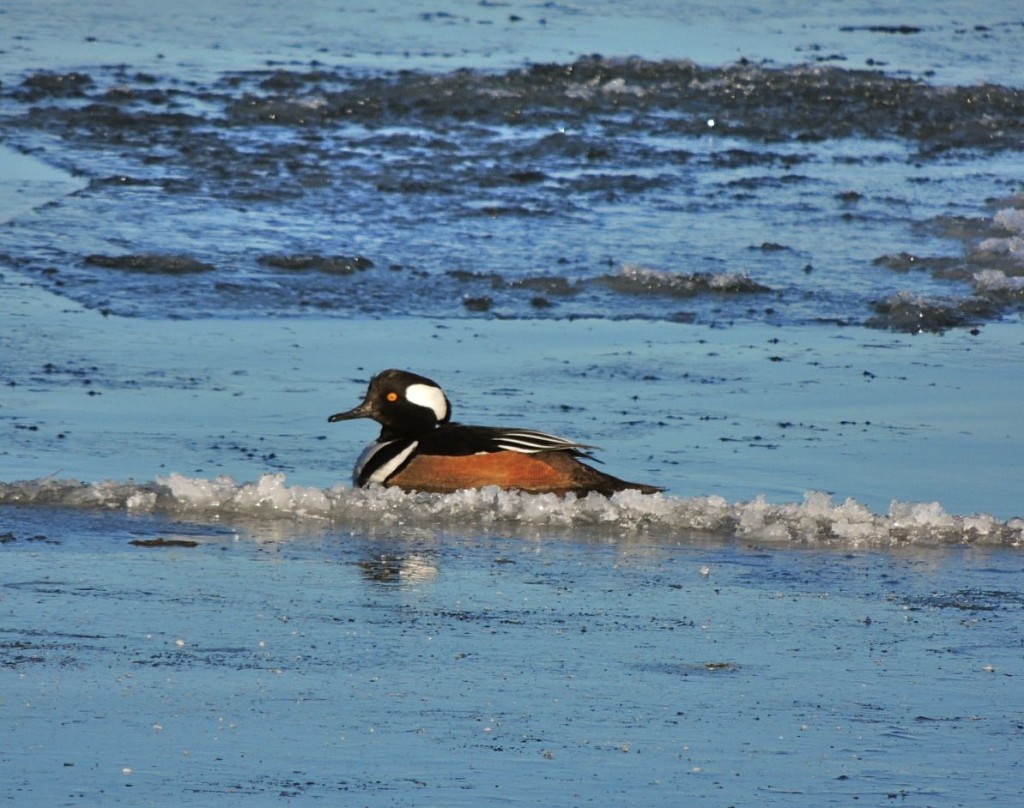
[1,515,1021,805]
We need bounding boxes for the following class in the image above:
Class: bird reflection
[357,553,438,585]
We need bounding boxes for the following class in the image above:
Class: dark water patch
[462,295,492,312]
[0,624,113,669]
[710,149,812,169]
[867,292,996,333]
[466,203,555,217]
[258,254,374,273]
[598,266,771,298]
[20,100,203,146]
[129,537,200,548]
[132,646,272,671]
[88,174,163,189]
[635,661,739,676]
[507,169,547,184]
[446,265,772,313]
[901,589,1024,612]
[507,275,578,296]
[84,253,215,273]
[14,70,94,100]
[872,252,964,275]
[840,25,924,36]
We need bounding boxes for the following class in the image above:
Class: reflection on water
[358,553,439,586]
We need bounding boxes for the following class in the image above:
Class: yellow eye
[386,391,399,402]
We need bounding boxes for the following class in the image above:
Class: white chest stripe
[357,440,419,485]
[353,441,387,486]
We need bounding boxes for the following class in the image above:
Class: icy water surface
[2,1,1024,804]
[2,56,1023,330]
[3,509,1023,805]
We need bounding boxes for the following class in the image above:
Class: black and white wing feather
[419,424,599,459]
[489,429,595,455]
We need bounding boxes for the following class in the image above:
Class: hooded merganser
[328,369,661,496]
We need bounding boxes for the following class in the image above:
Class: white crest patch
[405,383,449,422]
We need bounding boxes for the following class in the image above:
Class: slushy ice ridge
[3,474,1021,547]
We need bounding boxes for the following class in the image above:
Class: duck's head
[328,369,451,438]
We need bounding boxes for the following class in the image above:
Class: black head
[328,369,452,439]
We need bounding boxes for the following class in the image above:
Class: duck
[328,369,661,496]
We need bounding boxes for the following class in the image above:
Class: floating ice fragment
[601,77,644,96]
[973,269,1024,291]
[126,490,157,510]
[976,236,1024,260]
[962,514,998,536]
[993,207,1024,233]
[889,499,952,527]
[161,472,238,507]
